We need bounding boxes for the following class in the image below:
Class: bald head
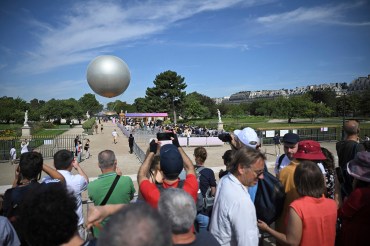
[98,150,116,170]
[344,120,360,137]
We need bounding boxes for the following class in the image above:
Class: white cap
[233,127,259,149]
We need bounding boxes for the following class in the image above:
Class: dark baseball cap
[282,133,299,144]
[160,144,183,180]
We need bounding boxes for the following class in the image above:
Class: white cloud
[256,2,370,27]
[14,0,252,75]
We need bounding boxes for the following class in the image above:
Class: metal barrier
[0,134,79,161]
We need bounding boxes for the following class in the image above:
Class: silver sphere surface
[86,55,131,98]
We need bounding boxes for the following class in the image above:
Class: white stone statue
[86,111,90,119]
[217,109,222,123]
[24,110,28,126]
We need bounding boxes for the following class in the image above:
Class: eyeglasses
[250,168,264,177]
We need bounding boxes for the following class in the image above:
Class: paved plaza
[0,121,339,194]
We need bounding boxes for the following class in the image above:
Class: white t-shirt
[43,170,88,226]
[10,148,16,160]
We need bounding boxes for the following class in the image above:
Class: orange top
[276,161,300,233]
[290,196,337,246]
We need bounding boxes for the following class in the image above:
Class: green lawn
[33,129,68,136]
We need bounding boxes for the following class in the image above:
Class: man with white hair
[158,188,220,246]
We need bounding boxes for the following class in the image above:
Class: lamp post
[341,92,346,140]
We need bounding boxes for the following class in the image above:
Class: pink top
[290,196,337,246]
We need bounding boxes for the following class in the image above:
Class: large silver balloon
[86,55,131,98]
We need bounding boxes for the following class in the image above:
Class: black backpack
[254,166,285,225]
[277,154,286,171]
[195,167,215,212]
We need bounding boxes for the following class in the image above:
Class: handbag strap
[100,175,121,206]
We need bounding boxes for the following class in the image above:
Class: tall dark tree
[145,70,187,123]
[0,96,28,123]
[359,88,370,116]
[306,88,336,113]
[133,97,149,112]
[182,93,209,120]
[182,92,216,119]
[78,93,103,116]
[107,100,136,113]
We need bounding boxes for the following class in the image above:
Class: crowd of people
[1,119,370,246]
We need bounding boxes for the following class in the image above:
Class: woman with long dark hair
[258,161,337,245]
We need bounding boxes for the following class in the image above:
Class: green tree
[302,101,333,123]
[40,98,83,123]
[133,97,149,112]
[306,88,336,113]
[107,100,136,113]
[228,104,245,122]
[255,99,275,116]
[145,70,187,123]
[273,95,309,123]
[0,97,28,123]
[359,89,370,116]
[182,93,209,119]
[28,98,45,121]
[78,93,103,116]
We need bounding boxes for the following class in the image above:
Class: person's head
[160,144,183,180]
[19,182,78,246]
[194,147,207,165]
[222,149,233,168]
[282,133,300,160]
[53,149,74,170]
[98,203,172,246]
[233,127,260,149]
[344,120,360,137]
[158,188,196,234]
[321,147,335,170]
[86,138,90,142]
[347,151,370,188]
[294,140,326,161]
[130,134,133,137]
[229,147,266,187]
[19,152,43,181]
[294,160,326,198]
[98,150,117,170]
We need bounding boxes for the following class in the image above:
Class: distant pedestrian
[101,124,104,133]
[95,124,98,134]
[76,139,82,163]
[84,139,90,159]
[10,146,16,165]
[128,134,134,154]
[112,129,118,144]
[74,136,79,156]
[273,133,281,156]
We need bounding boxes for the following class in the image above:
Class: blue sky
[1,0,369,106]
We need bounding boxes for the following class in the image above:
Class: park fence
[0,134,79,161]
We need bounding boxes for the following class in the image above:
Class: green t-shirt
[87,172,136,237]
